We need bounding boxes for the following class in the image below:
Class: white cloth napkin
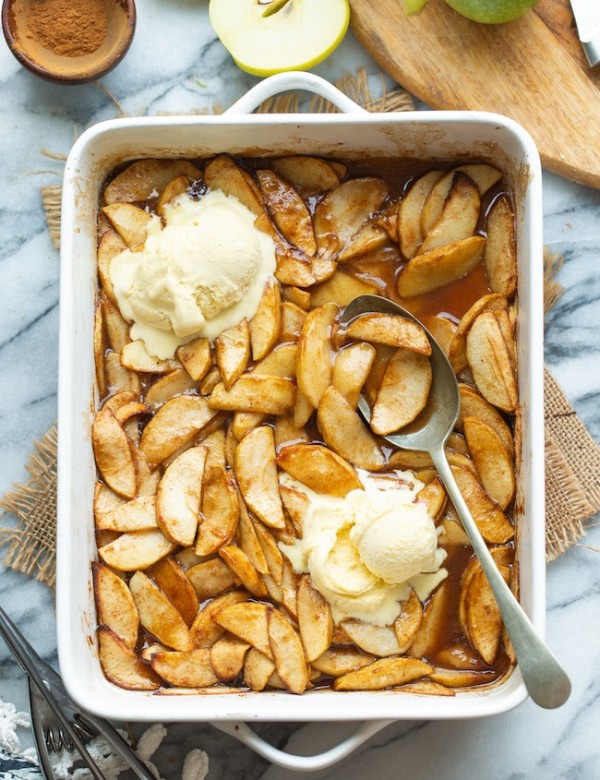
[0,699,41,778]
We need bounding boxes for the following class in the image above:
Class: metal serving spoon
[340,294,571,709]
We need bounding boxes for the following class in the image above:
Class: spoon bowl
[341,294,460,451]
[2,0,136,84]
[341,294,571,710]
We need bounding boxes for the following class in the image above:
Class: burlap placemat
[1,71,599,591]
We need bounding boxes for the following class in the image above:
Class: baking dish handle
[212,718,394,772]
[224,71,369,116]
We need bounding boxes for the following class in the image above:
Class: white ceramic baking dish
[56,71,545,771]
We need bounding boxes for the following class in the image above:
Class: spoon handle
[430,444,571,709]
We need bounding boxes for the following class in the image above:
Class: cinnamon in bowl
[2,0,136,83]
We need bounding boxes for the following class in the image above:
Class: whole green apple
[443,0,538,23]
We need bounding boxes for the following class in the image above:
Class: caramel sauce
[426,544,512,684]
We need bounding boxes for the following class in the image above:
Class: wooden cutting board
[350,0,600,189]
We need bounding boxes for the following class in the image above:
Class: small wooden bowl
[2,0,136,84]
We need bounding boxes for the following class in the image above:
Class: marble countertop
[1,2,599,778]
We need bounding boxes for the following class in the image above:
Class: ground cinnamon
[26,0,108,56]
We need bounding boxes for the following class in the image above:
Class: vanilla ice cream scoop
[279,471,447,626]
[351,499,442,584]
[109,190,276,358]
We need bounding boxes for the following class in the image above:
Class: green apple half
[209,0,350,77]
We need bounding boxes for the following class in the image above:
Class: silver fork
[0,605,156,780]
